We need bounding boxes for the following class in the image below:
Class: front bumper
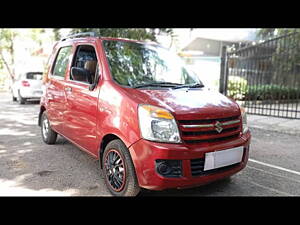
[128,131,251,191]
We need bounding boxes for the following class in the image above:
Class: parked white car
[11,72,43,104]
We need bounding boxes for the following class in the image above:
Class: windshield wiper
[172,83,205,89]
[133,82,182,89]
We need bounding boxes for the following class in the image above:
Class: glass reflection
[103,40,201,87]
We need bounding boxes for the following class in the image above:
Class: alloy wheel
[42,117,49,140]
[104,149,126,192]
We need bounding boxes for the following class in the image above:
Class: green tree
[1,29,53,83]
[53,28,61,41]
[68,28,173,42]
[29,28,46,46]
[0,29,18,81]
[257,28,299,40]
[256,28,300,87]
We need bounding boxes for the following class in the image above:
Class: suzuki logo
[214,121,223,133]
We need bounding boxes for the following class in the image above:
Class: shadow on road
[0,94,235,196]
[0,98,110,196]
[140,177,233,196]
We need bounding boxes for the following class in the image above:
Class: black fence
[220,31,300,119]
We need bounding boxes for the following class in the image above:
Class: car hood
[123,87,241,120]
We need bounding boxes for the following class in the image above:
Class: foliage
[255,29,300,86]
[266,30,300,77]
[257,28,299,40]
[69,28,173,42]
[103,40,195,87]
[256,28,277,39]
[245,84,300,101]
[53,28,61,41]
[0,29,18,80]
[227,74,300,101]
[29,28,45,46]
[227,76,248,100]
[1,29,51,82]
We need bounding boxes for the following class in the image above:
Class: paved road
[1,92,300,196]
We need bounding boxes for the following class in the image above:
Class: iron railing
[220,31,300,119]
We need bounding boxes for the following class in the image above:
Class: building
[177,33,254,92]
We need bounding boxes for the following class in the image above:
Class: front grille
[184,133,240,144]
[190,158,205,176]
[182,126,239,136]
[178,115,241,145]
[178,115,240,125]
[190,158,240,176]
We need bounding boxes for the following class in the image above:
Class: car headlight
[138,104,181,143]
[240,106,249,134]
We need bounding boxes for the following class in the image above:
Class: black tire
[18,91,26,104]
[12,95,17,102]
[102,139,140,196]
[41,111,57,145]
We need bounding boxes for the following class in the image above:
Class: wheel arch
[38,105,46,127]
[98,134,121,169]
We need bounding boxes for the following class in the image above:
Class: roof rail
[61,32,97,41]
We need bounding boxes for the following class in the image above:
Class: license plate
[204,146,244,171]
[34,91,43,95]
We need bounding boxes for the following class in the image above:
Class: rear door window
[52,46,72,78]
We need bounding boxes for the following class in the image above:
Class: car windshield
[103,40,203,88]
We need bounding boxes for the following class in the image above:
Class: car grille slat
[178,115,241,145]
[184,133,240,144]
[182,126,239,136]
[178,115,240,125]
[190,158,205,176]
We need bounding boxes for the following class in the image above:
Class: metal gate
[220,31,300,119]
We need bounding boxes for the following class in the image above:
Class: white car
[11,72,43,104]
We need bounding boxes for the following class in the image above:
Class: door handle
[65,87,72,92]
[47,94,54,100]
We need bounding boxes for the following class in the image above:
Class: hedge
[227,76,248,100]
[245,84,300,100]
[226,76,300,100]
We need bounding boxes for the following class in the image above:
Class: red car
[39,32,251,196]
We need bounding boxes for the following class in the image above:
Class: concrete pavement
[1,90,300,196]
[247,114,300,136]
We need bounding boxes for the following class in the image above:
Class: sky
[172,28,258,49]
[156,28,258,51]
[5,28,260,73]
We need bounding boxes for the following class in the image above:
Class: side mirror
[88,72,101,91]
[71,67,90,83]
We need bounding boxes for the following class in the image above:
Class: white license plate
[204,146,244,171]
[34,91,43,95]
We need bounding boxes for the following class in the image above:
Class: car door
[63,42,101,155]
[46,45,73,134]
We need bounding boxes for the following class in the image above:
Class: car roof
[59,36,159,46]
[53,35,164,54]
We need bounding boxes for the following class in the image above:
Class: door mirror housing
[88,72,100,91]
[71,67,91,83]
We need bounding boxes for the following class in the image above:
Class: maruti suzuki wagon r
[39,32,251,196]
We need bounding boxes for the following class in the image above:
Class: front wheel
[41,111,57,145]
[102,139,140,196]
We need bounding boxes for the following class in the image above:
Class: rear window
[26,72,43,80]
